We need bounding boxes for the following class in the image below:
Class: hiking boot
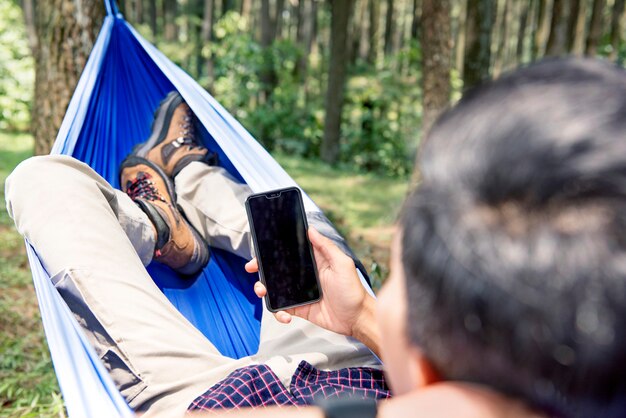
[120,156,210,275]
[133,91,211,177]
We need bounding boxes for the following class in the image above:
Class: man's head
[385,58,626,416]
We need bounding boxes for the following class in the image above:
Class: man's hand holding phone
[245,228,380,355]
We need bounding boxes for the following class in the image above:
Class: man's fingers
[275,311,292,324]
[254,281,266,298]
[308,227,328,246]
[308,228,336,258]
[245,258,259,273]
[308,228,350,266]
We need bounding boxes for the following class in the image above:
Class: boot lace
[125,172,166,202]
[173,109,203,150]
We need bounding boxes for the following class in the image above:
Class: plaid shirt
[188,361,391,411]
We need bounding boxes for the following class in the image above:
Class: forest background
[1,0,626,416]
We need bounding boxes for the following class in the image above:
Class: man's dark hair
[401,58,626,417]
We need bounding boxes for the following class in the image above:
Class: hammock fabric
[27,1,373,417]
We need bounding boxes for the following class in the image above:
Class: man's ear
[409,346,441,388]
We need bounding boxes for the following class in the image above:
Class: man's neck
[378,382,546,418]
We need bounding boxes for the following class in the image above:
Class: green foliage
[0,0,34,132]
[207,12,262,115]
[450,68,464,103]
[209,12,323,156]
[342,69,419,177]
[0,132,64,417]
[595,32,626,65]
[199,12,417,177]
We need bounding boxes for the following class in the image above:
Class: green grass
[0,131,65,418]
[0,133,408,417]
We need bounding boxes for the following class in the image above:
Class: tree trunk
[241,0,252,21]
[187,0,198,76]
[259,0,278,145]
[123,0,133,20]
[349,0,364,64]
[420,0,451,145]
[296,0,313,78]
[309,0,319,59]
[296,0,306,46]
[532,0,550,59]
[135,0,144,24]
[463,0,496,91]
[516,0,531,62]
[261,0,275,45]
[261,0,285,43]
[322,0,354,164]
[21,0,38,53]
[164,0,178,41]
[455,0,467,74]
[260,0,276,106]
[411,0,420,40]
[31,0,104,155]
[565,0,583,53]
[289,1,297,40]
[201,0,215,43]
[609,0,625,61]
[275,0,286,40]
[585,0,605,56]
[221,0,234,16]
[395,0,410,72]
[359,0,370,60]
[384,0,395,56]
[545,0,570,56]
[367,0,380,64]
[573,0,587,54]
[493,0,510,77]
[200,0,215,88]
[149,0,157,39]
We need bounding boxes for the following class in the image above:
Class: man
[240,57,626,417]
[7,57,626,417]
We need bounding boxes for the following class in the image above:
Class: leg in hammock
[4,155,254,416]
[174,162,381,388]
[121,87,380,387]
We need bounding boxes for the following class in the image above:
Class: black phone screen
[246,187,320,311]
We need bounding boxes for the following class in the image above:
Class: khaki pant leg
[175,162,253,260]
[4,155,252,416]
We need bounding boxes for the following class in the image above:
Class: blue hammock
[27,1,372,417]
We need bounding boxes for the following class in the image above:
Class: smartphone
[245,187,321,312]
